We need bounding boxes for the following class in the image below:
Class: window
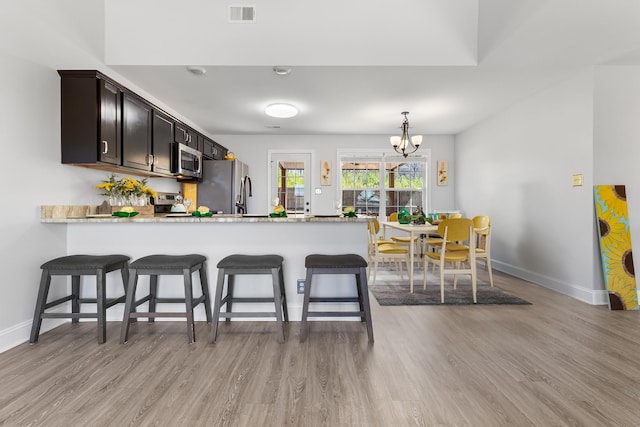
[385,160,426,217]
[339,153,428,217]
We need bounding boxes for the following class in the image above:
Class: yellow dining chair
[388,211,420,257]
[425,213,463,270]
[474,217,493,287]
[426,212,462,251]
[370,217,400,270]
[423,218,477,303]
[447,215,493,286]
[367,221,411,287]
[371,218,395,245]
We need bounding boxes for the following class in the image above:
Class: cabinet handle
[148,154,154,165]
[183,130,188,143]
[102,140,108,154]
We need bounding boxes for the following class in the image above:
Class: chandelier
[390,111,422,157]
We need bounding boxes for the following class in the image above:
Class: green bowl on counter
[192,211,213,217]
[112,211,139,218]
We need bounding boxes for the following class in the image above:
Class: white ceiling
[15,0,640,137]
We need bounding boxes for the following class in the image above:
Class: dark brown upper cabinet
[60,71,122,166]
[174,122,201,152]
[122,92,152,172]
[59,70,226,178]
[202,138,228,160]
[152,110,174,176]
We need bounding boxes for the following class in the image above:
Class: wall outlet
[297,279,305,294]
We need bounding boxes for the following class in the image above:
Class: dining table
[379,220,438,292]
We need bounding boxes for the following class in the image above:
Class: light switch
[572,174,583,186]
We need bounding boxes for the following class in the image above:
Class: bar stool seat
[300,254,374,343]
[120,254,212,344]
[210,254,288,343]
[30,254,130,344]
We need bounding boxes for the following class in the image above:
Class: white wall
[455,69,603,304]
[212,134,456,215]
[594,65,640,293]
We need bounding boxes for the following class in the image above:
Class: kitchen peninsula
[41,206,371,322]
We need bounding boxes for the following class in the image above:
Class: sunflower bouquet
[96,174,157,206]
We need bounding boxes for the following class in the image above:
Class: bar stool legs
[210,254,288,343]
[300,254,373,343]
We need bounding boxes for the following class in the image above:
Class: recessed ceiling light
[186,66,207,76]
[273,66,291,75]
[265,103,298,118]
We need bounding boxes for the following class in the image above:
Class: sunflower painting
[594,185,638,310]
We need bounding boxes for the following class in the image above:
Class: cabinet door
[195,133,204,153]
[174,122,203,152]
[99,80,121,165]
[214,142,228,160]
[174,122,190,145]
[152,110,174,175]
[122,93,152,171]
[185,128,199,151]
[202,138,216,159]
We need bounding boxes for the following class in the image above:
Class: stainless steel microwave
[172,143,203,180]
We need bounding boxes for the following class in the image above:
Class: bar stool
[210,254,288,343]
[30,254,130,344]
[120,254,212,344]
[300,254,374,343]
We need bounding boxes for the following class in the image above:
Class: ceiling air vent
[228,6,256,23]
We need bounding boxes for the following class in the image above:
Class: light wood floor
[2,269,640,426]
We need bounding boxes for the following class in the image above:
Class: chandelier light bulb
[390,111,421,157]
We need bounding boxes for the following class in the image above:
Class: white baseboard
[0,314,67,354]
[492,260,609,305]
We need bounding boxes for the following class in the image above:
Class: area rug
[370,283,531,306]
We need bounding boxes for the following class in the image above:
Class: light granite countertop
[40,205,371,224]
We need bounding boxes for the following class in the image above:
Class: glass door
[268,151,312,216]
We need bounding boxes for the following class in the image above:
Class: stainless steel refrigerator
[197,159,252,214]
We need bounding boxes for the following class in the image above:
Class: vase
[398,207,411,224]
[128,194,148,206]
[108,195,127,206]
